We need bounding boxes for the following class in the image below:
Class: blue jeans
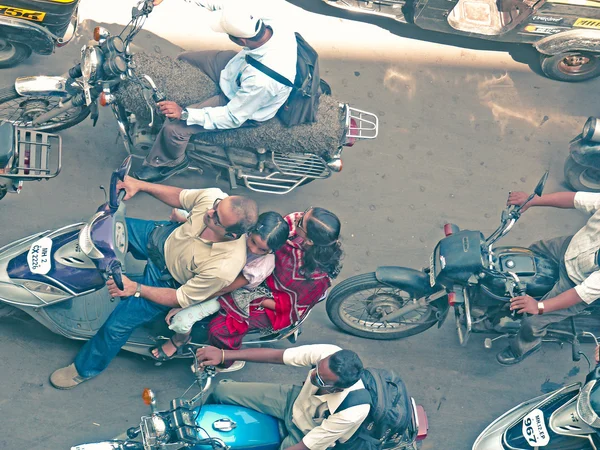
[74,218,176,378]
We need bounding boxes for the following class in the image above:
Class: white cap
[209,7,263,39]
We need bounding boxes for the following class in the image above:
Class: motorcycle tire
[0,85,90,132]
[326,272,437,340]
[564,154,600,192]
[0,41,31,69]
[540,52,600,83]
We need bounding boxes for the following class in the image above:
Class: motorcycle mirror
[534,171,549,197]
[484,338,493,349]
[99,185,108,203]
[116,156,132,181]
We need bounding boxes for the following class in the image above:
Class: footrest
[4,127,62,180]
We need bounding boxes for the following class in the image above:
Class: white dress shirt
[283,344,371,450]
[565,192,600,303]
[186,1,297,130]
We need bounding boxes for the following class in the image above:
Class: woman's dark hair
[329,350,364,389]
[251,211,289,252]
[303,207,343,279]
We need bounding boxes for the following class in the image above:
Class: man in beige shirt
[196,344,370,450]
[50,176,257,389]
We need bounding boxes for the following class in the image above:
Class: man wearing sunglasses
[50,176,258,389]
[196,344,370,450]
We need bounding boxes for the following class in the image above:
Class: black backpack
[246,32,330,127]
[334,368,412,450]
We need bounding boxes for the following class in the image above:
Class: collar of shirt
[305,375,365,414]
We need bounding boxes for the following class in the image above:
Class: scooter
[326,173,600,353]
[473,332,600,450]
[0,156,313,356]
[564,116,600,193]
[0,0,80,68]
[0,0,378,195]
[71,350,428,450]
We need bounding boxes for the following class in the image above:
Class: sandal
[149,336,192,362]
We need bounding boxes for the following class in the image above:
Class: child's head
[247,211,290,256]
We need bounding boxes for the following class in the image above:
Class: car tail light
[448,292,456,306]
[344,118,358,147]
[416,405,428,441]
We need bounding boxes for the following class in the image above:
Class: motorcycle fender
[534,29,600,56]
[0,16,54,55]
[15,76,68,97]
[375,266,448,325]
[569,134,600,168]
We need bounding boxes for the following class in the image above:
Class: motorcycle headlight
[114,221,127,255]
[81,45,102,82]
[79,213,105,259]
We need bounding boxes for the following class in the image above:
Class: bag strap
[336,388,372,413]
[245,54,296,89]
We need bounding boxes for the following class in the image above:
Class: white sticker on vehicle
[522,408,550,447]
[27,237,53,275]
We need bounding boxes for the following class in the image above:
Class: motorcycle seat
[0,122,15,169]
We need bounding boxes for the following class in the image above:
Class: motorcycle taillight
[344,118,358,147]
[416,405,428,441]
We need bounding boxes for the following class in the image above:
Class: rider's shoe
[133,157,189,183]
[496,344,541,366]
[49,363,92,389]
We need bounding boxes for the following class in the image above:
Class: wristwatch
[538,301,545,315]
[180,108,189,122]
[134,283,142,298]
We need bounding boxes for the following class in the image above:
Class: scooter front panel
[192,404,281,450]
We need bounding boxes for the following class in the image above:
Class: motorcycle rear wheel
[326,272,437,340]
[0,86,90,132]
[564,154,600,192]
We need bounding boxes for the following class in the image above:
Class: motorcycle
[0,121,62,200]
[326,173,600,352]
[564,116,600,193]
[0,0,379,195]
[71,351,428,450]
[319,0,600,82]
[0,0,80,68]
[473,332,600,449]
[0,156,315,355]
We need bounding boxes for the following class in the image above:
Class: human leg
[210,381,293,420]
[126,218,171,260]
[177,50,237,84]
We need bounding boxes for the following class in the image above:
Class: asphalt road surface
[1,1,600,449]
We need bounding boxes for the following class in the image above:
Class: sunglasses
[313,360,334,388]
[211,198,225,229]
[296,207,313,233]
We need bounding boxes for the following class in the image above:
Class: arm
[260,299,276,310]
[106,276,180,307]
[211,273,250,297]
[285,442,309,450]
[301,406,371,450]
[507,191,576,211]
[510,288,583,315]
[117,176,183,208]
[196,346,286,365]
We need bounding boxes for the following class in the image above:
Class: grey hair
[226,196,258,235]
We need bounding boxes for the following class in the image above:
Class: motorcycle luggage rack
[241,152,330,195]
[343,104,379,140]
[2,126,62,180]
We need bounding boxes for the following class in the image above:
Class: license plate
[27,237,53,275]
[429,252,436,287]
[574,17,600,29]
[0,5,45,22]
[522,408,550,447]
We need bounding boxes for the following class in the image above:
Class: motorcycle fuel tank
[192,404,281,450]
[479,247,558,301]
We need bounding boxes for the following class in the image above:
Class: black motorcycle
[326,173,600,352]
[0,0,80,68]
[0,0,378,195]
[565,116,600,193]
[473,332,600,450]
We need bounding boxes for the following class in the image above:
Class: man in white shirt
[196,344,370,450]
[135,0,297,183]
[497,190,600,365]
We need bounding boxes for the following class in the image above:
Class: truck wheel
[0,40,32,69]
[540,52,600,82]
[564,154,600,192]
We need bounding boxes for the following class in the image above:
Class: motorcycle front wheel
[564,154,600,192]
[326,272,437,340]
[0,86,90,132]
[0,40,31,68]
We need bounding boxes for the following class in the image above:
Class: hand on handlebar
[107,275,137,298]
[158,101,183,120]
[509,295,539,315]
[153,0,163,5]
[507,191,533,212]
[196,346,224,367]
[117,175,143,201]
